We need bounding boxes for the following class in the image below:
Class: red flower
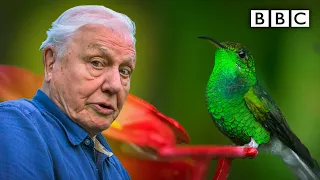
[0,64,258,180]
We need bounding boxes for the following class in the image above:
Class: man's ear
[42,46,57,83]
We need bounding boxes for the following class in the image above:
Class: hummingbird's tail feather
[263,137,320,180]
[281,148,320,180]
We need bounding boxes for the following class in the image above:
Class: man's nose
[101,68,122,95]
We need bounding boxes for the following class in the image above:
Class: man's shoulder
[0,99,41,126]
[0,99,38,115]
[0,99,54,179]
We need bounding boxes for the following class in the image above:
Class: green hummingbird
[198,36,320,180]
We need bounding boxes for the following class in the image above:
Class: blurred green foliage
[1,0,319,179]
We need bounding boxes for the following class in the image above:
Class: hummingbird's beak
[197,36,226,49]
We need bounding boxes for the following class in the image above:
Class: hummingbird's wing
[244,83,315,168]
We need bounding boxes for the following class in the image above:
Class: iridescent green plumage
[205,41,271,145]
[200,36,320,179]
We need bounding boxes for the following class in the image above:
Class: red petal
[103,119,175,149]
[190,158,212,180]
[119,156,196,180]
[0,65,42,101]
[118,94,190,144]
[103,93,190,148]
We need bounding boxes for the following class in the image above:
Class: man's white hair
[40,5,136,58]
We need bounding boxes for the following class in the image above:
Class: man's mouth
[90,103,115,115]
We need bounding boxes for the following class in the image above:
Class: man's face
[47,24,136,136]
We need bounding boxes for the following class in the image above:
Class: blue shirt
[0,89,131,180]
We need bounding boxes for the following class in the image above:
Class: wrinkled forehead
[74,24,136,53]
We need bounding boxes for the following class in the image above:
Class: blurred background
[1,0,319,179]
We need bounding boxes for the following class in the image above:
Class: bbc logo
[250,10,309,28]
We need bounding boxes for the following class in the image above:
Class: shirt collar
[32,89,88,146]
[93,134,114,157]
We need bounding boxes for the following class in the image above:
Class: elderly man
[0,5,135,180]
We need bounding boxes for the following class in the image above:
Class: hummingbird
[198,36,320,180]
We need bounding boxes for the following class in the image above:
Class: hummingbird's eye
[238,50,246,59]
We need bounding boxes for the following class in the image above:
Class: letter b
[251,10,269,27]
[271,10,289,27]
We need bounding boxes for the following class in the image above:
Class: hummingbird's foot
[244,137,259,149]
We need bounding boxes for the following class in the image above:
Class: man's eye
[120,69,131,76]
[91,61,103,68]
